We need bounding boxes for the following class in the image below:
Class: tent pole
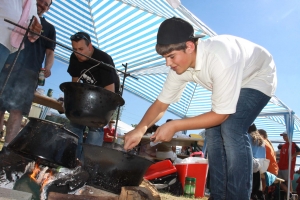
[284,111,295,199]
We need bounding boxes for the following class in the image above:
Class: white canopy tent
[115,120,134,135]
[44,0,299,140]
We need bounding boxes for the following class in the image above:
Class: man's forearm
[172,111,229,132]
[44,50,54,70]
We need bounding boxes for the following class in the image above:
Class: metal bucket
[60,82,125,128]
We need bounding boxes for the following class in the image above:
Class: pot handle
[122,148,138,158]
[59,121,69,130]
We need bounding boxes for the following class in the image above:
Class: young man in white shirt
[124,17,277,199]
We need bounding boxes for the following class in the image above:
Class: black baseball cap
[157,17,205,45]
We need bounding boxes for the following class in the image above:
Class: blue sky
[42,1,300,131]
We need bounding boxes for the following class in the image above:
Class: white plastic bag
[257,158,270,174]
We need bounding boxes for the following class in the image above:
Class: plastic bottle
[38,68,45,86]
[47,89,53,97]
[184,177,196,198]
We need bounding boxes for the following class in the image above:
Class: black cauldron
[82,144,153,194]
[8,117,78,168]
[59,82,125,128]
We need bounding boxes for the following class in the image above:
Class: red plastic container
[174,158,209,198]
[144,160,177,180]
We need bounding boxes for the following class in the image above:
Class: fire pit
[0,161,88,200]
[0,160,161,200]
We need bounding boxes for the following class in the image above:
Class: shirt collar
[194,41,203,71]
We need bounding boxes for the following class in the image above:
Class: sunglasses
[70,33,90,43]
[37,0,50,8]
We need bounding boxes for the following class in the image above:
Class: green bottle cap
[185,177,196,181]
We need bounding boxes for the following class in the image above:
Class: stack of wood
[48,179,161,200]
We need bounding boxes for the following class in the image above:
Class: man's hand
[44,68,51,78]
[124,100,169,150]
[123,129,145,150]
[150,121,176,142]
[28,17,42,42]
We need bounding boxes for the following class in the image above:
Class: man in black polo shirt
[0,0,56,149]
[67,32,119,159]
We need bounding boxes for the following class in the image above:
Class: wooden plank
[118,135,203,147]
[77,186,119,198]
[48,192,118,200]
[119,186,160,200]
[140,179,161,200]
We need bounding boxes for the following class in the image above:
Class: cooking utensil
[59,82,125,128]
[154,177,177,189]
[7,117,78,168]
[82,144,153,194]
[4,18,138,80]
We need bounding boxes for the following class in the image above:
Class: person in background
[248,124,266,160]
[0,0,42,150]
[138,123,181,162]
[296,168,300,198]
[123,17,277,199]
[138,124,159,161]
[103,120,116,147]
[155,119,180,162]
[247,124,266,200]
[165,119,188,154]
[258,128,275,151]
[66,31,119,159]
[278,132,300,196]
[258,129,278,176]
[276,143,283,163]
[166,119,187,138]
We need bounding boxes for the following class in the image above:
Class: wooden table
[33,92,64,112]
[118,135,204,147]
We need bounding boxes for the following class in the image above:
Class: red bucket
[175,158,208,198]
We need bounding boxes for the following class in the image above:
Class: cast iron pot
[8,117,78,168]
[60,82,125,128]
[82,144,153,194]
